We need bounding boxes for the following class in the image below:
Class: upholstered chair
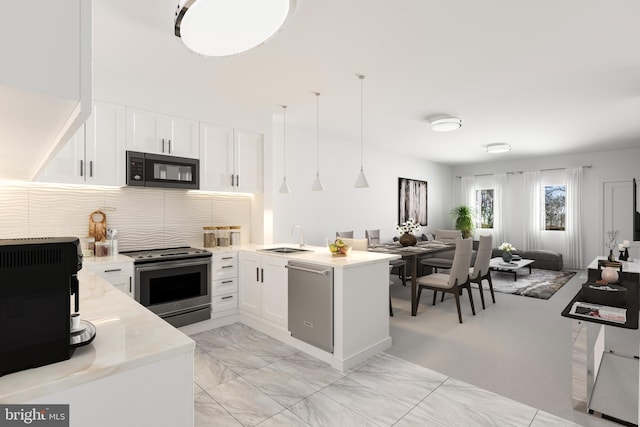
[469,235,494,309]
[366,229,407,286]
[336,231,354,238]
[416,238,475,323]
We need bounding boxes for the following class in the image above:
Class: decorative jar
[601,266,619,283]
[501,251,513,263]
[399,233,417,247]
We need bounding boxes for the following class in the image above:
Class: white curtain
[523,171,542,249]
[459,176,475,207]
[492,173,507,245]
[564,167,583,269]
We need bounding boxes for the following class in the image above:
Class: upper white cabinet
[200,123,263,193]
[0,0,92,181]
[37,102,126,186]
[125,107,199,158]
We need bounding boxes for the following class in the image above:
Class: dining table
[368,241,456,316]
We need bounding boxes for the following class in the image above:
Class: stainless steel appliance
[126,151,199,189]
[0,237,96,376]
[122,247,212,327]
[287,261,334,352]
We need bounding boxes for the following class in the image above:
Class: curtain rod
[456,164,592,179]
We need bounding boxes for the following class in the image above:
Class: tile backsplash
[0,183,252,251]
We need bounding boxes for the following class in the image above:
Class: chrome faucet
[290,224,305,247]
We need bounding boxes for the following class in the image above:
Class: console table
[561,266,639,425]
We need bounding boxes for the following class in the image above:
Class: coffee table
[489,258,535,281]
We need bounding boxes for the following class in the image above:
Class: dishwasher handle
[286,264,330,276]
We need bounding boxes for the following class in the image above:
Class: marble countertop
[587,256,640,274]
[0,269,195,403]
[230,243,401,268]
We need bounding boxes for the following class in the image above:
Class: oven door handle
[134,258,212,272]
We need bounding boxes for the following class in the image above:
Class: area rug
[475,269,576,300]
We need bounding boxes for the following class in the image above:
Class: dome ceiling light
[486,143,511,154]
[174,0,296,57]
[429,117,462,132]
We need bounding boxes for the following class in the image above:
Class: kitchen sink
[258,247,312,254]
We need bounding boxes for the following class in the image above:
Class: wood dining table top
[369,241,456,316]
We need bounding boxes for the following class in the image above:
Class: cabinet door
[125,107,164,154]
[85,101,125,186]
[199,122,234,191]
[36,124,86,184]
[260,255,288,327]
[165,115,199,158]
[234,130,263,193]
[238,252,261,315]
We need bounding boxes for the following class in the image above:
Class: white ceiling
[94,0,640,165]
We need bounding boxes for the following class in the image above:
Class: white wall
[270,124,453,246]
[451,146,640,267]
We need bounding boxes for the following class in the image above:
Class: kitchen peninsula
[184,243,401,372]
[0,269,195,427]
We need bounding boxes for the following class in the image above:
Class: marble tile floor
[192,323,580,426]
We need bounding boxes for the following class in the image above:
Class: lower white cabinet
[238,252,288,328]
[83,258,134,298]
[211,252,238,315]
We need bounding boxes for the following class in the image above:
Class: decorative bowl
[329,239,351,257]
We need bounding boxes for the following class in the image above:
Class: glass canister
[217,226,230,247]
[203,226,217,248]
[230,226,241,246]
[80,237,95,258]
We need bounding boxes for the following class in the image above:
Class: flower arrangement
[396,218,421,235]
[499,242,516,253]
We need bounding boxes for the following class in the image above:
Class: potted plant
[450,205,475,238]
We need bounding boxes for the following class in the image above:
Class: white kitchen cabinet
[83,258,134,299]
[200,123,263,193]
[238,252,287,328]
[125,107,199,158]
[37,101,126,186]
[211,252,238,316]
[0,0,91,181]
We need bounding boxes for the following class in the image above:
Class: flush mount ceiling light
[429,117,462,132]
[486,143,511,153]
[174,0,296,57]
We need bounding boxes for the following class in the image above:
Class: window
[544,185,565,231]
[475,188,494,228]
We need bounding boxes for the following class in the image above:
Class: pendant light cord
[282,105,287,177]
[315,92,320,176]
[359,74,364,170]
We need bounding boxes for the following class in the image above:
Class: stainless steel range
[121,247,212,327]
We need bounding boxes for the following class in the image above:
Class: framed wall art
[398,177,428,226]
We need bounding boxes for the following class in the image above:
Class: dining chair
[336,230,354,238]
[469,235,494,309]
[389,264,394,316]
[416,238,475,323]
[419,229,462,273]
[340,237,368,251]
[366,228,407,286]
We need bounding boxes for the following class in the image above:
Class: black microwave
[126,151,199,190]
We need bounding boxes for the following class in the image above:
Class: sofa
[491,248,563,271]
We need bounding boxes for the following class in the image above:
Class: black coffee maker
[0,237,94,376]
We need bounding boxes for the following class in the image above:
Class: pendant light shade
[278,105,291,194]
[354,74,369,188]
[311,92,325,191]
[174,0,296,57]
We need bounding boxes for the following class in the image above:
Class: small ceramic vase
[501,251,513,263]
[601,266,619,283]
[399,233,417,247]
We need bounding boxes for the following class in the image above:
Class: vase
[399,233,417,247]
[501,251,513,263]
[607,249,615,262]
[602,266,619,283]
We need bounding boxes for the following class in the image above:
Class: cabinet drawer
[85,262,133,279]
[212,253,237,280]
[212,277,238,296]
[212,293,237,312]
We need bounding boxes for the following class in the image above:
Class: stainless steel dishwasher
[286,261,334,353]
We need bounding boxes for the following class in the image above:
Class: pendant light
[278,105,291,194]
[354,74,370,188]
[311,92,325,191]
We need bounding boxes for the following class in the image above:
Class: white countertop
[231,243,401,268]
[0,269,195,403]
